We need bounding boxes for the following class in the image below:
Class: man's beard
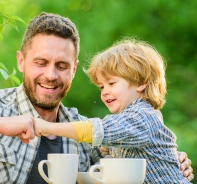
[23,76,71,110]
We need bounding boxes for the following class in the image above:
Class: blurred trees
[0,0,196,182]
[0,10,22,87]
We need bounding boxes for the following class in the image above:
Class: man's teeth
[40,84,55,89]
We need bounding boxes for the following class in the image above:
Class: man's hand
[0,114,35,144]
[178,151,194,181]
[100,146,110,156]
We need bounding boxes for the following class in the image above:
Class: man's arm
[0,115,35,143]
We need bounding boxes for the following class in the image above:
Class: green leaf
[0,68,9,79]
[9,74,21,85]
[0,11,7,19]
[11,15,25,24]
[11,68,17,75]
[10,21,18,31]
[0,62,8,71]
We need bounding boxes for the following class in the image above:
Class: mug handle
[38,160,53,184]
[89,165,105,184]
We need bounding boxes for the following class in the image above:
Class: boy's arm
[34,118,92,143]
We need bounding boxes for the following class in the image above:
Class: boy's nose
[102,89,110,96]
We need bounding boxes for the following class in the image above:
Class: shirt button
[34,142,37,147]
[0,153,2,157]
[26,168,30,173]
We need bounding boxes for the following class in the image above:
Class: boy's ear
[137,84,147,92]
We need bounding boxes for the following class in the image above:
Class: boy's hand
[34,118,51,137]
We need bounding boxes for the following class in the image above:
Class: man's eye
[36,62,46,66]
[57,63,69,70]
[57,65,66,70]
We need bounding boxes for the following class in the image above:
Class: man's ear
[72,60,79,78]
[137,84,147,92]
[16,51,24,72]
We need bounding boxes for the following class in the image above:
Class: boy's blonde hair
[85,38,166,109]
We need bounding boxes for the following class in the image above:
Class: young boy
[34,39,191,183]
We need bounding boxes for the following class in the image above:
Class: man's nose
[44,66,58,80]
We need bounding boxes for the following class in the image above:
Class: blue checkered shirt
[0,84,102,184]
[91,98,191,184]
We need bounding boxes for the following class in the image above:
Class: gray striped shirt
[0,84,102,184]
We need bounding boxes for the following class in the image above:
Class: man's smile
[39,83,58,90]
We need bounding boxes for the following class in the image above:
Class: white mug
[38,154,79,184]
[89,158,146,184]
[77,172,101,184]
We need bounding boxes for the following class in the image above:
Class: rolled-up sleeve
[89,118,104,147]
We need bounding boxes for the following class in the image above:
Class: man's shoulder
[0,86,17,94]
[0,87,18,116]
[0,87,17,103]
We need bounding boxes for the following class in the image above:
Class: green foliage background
[0,0,196,182]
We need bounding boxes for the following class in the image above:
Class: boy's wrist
[46,122,54,136]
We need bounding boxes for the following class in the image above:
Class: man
[0,12,193,183]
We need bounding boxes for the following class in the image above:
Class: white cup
[89,158,146,184]
[38,154,79,184]
[77,172,101,184]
